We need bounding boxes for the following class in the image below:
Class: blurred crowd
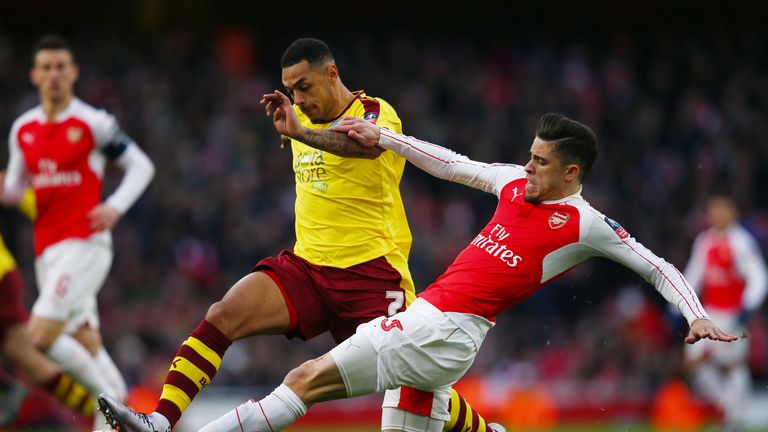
[1,6,767,410]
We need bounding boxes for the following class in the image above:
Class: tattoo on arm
[300,128,382,159]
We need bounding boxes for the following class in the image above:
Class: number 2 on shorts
[386,290,404,316]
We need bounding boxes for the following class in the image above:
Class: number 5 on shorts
[386,290,404,316]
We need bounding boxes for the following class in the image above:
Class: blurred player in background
[0,34,155,419]
[0,193,95,421]
[683,195,767,430]
[99,37,498,432]
[193,101,736,432]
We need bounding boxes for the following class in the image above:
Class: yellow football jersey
[291,91,414,303]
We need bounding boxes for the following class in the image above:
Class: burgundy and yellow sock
[155,320,232,427]
[43,372,95,418]
[444,389,489,432]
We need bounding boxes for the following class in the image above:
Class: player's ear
[327,63,339,81]
[564,163,580,183]
[71,63,80,83]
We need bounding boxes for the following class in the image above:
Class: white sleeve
[2,124,29,205]
[683,235,706,294]
[733,229,768,312]
[378,128,525,196]
[104,144,155,215]
[89,109,136,159]
[584,211,709,326]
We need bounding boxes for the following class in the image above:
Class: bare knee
[27,318,64,350]
[72,325,102,356]
[205,300,234,335]
[204,272,291,340]
[283,354,347,405]
[284,360,322,403]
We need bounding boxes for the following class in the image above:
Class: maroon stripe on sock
[42,372,63,392]
[60,376,75,399]
[177,345,218,379]
[156,399,182,427]
[77,392,91,412]
[191,320,232,357]
[447,394,467,432]
[166,370,201,399]
[471,407,480,431]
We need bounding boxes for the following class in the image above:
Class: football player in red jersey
[682,195,767,430]
[1,34,155,422]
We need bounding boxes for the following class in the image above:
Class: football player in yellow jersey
[0,190,96,420]
[99,38,499,432]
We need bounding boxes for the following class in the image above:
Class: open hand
[260,91,304,140]
[685,318,739,344]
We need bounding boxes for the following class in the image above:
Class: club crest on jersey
[67,126,83,143]
[363,111,379,123]
[604,216,630,240]
[548,211,570,229]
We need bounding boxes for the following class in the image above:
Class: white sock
[199,384,307,432]
[46,334,112,395]
[95,347,128,401]
[693,363,726,408]
[722,364,750,426]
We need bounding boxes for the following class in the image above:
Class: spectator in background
[683,195,768,430]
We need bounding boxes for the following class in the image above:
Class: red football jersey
[685,225,768,314]
[7,99,128,255]
[379,128,709,324]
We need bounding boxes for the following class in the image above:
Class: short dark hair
[32,34,75,63]
[535,113,598,181]
[280,38,334,68]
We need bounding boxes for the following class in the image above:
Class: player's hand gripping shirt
[684,224,768,314]
[290,92,413,284]
[4,98,154,255]
[377,129,708,325]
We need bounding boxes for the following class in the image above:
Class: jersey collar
[541,186,583,205]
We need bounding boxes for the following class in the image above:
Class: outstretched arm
[260,91,382,159]
[331,116,524,195]
[584,214,738,344]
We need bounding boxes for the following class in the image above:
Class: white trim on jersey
[377,128,709,325]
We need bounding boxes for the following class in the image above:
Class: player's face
[31,49,78,103]
[282,60,337,123]
[706,197,737,230]
[523,138,574,203]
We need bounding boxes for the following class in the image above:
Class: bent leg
[2,323,95,417]
[29,316,113,397]
[200,339,368,432]
[206,271,292,339]
[151,271,291,427]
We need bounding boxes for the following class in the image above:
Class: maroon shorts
[253,250,406,343]
[0,269,29,342]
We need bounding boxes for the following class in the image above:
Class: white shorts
[33,234,113,334]
[685,310,748,366]
[330,298,493,422]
